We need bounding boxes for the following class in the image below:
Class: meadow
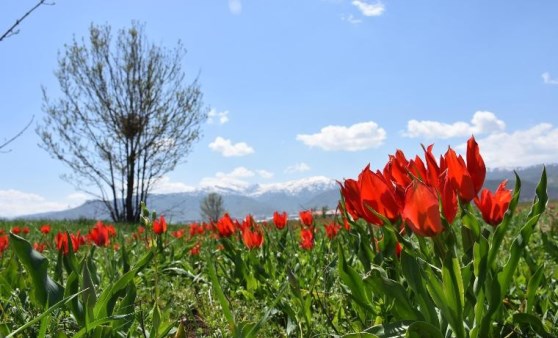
[1,137,557,337]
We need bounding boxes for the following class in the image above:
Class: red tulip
[153,215,167,235]
[339,179,365,221]
[324,222,340,240]
[89,221,110,247]
[299,210,314,227]
[440,172,458,224]
[242,228,264,249]
[358,166,400,225]
[40,224,51,234]
[466,136,486,196]
[11,226,20,235]
[55,232,82,255]
[402,180,444,237]
[190,243,201,255]
[474,180,512,226]
[33,242,46,253]
[189,223,204,237]
[22,227,30,235]
[216,213,235,237]
[0,235,8,255]
[172,229,185,239]
[300,228,314,250]
[273,211,288,229]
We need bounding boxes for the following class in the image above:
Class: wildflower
[40,224,51,234]
[358,166,400,225]
[324,222,340,240]
[55,232,82,255]
[242,228,264,249]
[474,180,512,226]
[88,221,110,247]
[444,136,485,203]
[33,242,46,253]
[402,180,444,237]
[273,211,288,229]
[216,213,235,237]
[190,243,201,255]
[153,215,167,235]
[299,210,314,227]
[300,228,314,250]
[11,226,21,235]
[22,227,30,235]
[172,229,185,239]
[0,235,8,255]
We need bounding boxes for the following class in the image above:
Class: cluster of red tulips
[340,136,512,236]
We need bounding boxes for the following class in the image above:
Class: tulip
[324,222,340,240]
[40,224,51,234]
[242,228,264,249]
[273,211,288,229]
[474,180,512,226]
[216,213,235,237]
[153,215,167,235]
[359,166,400,225]
[0,235,8,255]
[402,180,445,237]
[299,210,314,227]
[300,228,314,250]
[89,221,110,247]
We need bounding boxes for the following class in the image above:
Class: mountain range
[17,164,558,223]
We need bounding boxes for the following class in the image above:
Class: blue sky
[1,0,558,217]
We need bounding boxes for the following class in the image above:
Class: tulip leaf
[9,233,64,306]
[526,265,545,314]
[64,271,85,326]
[512,313,553,338]
[405,321,443,338]
[207,259,235,329]
[337,246,374,313]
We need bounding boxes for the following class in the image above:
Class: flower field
[1,137,558,337]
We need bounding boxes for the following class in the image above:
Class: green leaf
[512,313,553,338]
[150,303,161,338]
[406,321,443,338]
[526,265,545,314]
[400,251,438,325]
[364,320,415,337]
[337,246,374,313]
[6,290,85,338]
[441,255,464,337]
[9,233,64,306]
[64,271,85,326]
[94,249,153,318]
[366,267,423,321]
[207,259,235,328]
[112,282,137,333]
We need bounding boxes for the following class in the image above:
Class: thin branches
[0,0,54,42]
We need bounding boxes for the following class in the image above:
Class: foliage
[200,192,225,223]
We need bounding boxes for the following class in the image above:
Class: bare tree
[1,0,53,42]
[200,193,224,223]
[37,22,206,222]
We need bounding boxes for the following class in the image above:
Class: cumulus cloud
[352,0,385,17]
[0,190,82,218]
[296,121,386,151]
[152,176,196,194]
[209,136,254,157]
[207,109,230,125]
[284,162,311,174]
[404,111,506,139]
[542,72,558,85]
[460,123,558,168]
[199,167,273,189]
[228,0,242,15]
[256,170,274,179]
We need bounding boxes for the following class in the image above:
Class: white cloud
[296,121,386,151]
[404,111,506,139]
[199,166,273,189]
[0,189,79,218]
[256,170,274,179]
[152,176,196,194]
[284,162,311,174]
[459,123,558,168]
[542,72,558,85]
[341,14,362,24]
[207,109,229,125]
[209,136,254,157]
[352,0,385,17]
[228,0,242,15]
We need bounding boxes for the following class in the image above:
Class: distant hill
[18,164,558,222]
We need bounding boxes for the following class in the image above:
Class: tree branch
[0,0,53,42]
